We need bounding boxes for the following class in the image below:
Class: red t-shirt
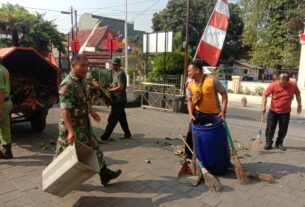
[264,80,300,113]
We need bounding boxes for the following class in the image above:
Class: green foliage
[173,31,183,52]
[226,88,234,93]
[152,0,246,61]
[240,0,305,68]
[237,86,244,94]
[147,52,186,81]
[0,3,66,55]
[252,86,265,96]
[243,86,251,95]
[128,34,142,47]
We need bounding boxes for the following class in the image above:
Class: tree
[152,0,245,62]
[240,0,305,69]
[0,3,66,56]
[147,52,189,81]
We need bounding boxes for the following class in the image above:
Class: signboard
[143,31,173,53]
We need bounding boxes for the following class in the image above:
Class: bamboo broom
[179,135,223,192]
[223,121,249,184]
[251,113,264,152]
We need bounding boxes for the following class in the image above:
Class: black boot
[99,167,122,186]
[0,144,13,159]
[264,141,273,150]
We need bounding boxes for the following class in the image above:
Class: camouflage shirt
[58,73,94,145]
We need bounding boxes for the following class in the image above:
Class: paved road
[0,105,304,207]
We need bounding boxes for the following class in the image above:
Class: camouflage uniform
[55,73,106,169]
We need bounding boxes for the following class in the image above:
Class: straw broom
[179,135,223,192]
[251,113,264,152]
[223,121,249,184]
[227,168,274,183]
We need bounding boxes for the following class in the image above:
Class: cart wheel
[30,110,48,132]
[31,118,46,132]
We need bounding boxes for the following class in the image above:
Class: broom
[223,121,249,184]
[227,168,274,183]
[179,135,223,192]
[251,113,264,152]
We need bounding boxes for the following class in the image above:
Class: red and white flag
[194,0,229,66]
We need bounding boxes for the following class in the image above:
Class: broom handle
[258,113,264,134]
[223,121,236,151]
[179,135,206,169]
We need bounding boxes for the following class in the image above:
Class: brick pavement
[0,105,305,207]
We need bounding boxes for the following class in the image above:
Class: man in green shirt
[0,63,13,159]
[100,57,131,144]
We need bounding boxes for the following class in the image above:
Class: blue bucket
[192,120,230,175]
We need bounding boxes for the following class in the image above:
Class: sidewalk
[0,106,305,207]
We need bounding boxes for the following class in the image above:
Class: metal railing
[141,82,178,112]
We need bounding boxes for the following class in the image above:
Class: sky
[1,0,238,34]
[1,0,169,33]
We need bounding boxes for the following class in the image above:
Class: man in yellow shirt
[185,61,228,158]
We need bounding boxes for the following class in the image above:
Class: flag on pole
[193,0,229,66]
[79,19,103,54]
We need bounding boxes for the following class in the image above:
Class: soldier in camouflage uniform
[55,55,121,186]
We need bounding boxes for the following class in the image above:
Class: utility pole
[125,0,129,86]
[75,9,78,55]
[61,7,75,57]
[70,7,75,57]
[183,0,190,95]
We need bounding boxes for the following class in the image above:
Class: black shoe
[0,144,13,159]
[99,167,122,186]
[264,144,272,150]
[275,144,287,151]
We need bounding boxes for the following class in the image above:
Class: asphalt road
[227,106,305,141]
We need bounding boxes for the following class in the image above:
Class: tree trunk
[12,29,20,47]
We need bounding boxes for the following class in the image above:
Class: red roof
[69,26,128,51]
[69,26,109,49]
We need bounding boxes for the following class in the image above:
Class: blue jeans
[265,110,290,145]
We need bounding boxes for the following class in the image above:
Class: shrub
[244,86,252,95]
[237,86,243,94]
[226,88,234,93]
[147,52,190,81]
[252,86,265,96]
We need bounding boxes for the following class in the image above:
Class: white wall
[228,81,270,91]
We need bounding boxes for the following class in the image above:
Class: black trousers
[265,110,290,145]
[185,111,219,159]
[101,102,131,141]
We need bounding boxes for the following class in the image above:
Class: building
[78,13,145,37]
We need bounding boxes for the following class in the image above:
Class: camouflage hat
[109,57,121,65]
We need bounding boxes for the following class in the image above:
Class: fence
[141,82,179,112]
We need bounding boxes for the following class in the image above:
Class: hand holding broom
[223,121,249,184]
[179,135,223,192]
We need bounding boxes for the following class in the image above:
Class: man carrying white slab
[55,54,121,186]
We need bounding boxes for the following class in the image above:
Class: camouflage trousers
[54,118,106,170]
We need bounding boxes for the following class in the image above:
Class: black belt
[4,95,11,101]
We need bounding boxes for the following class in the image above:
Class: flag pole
[183,0,190,95]
[125,0,129,86]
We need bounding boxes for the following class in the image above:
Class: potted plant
[241,96,247,107]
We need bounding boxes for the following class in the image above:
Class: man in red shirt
[262,73,302,151]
